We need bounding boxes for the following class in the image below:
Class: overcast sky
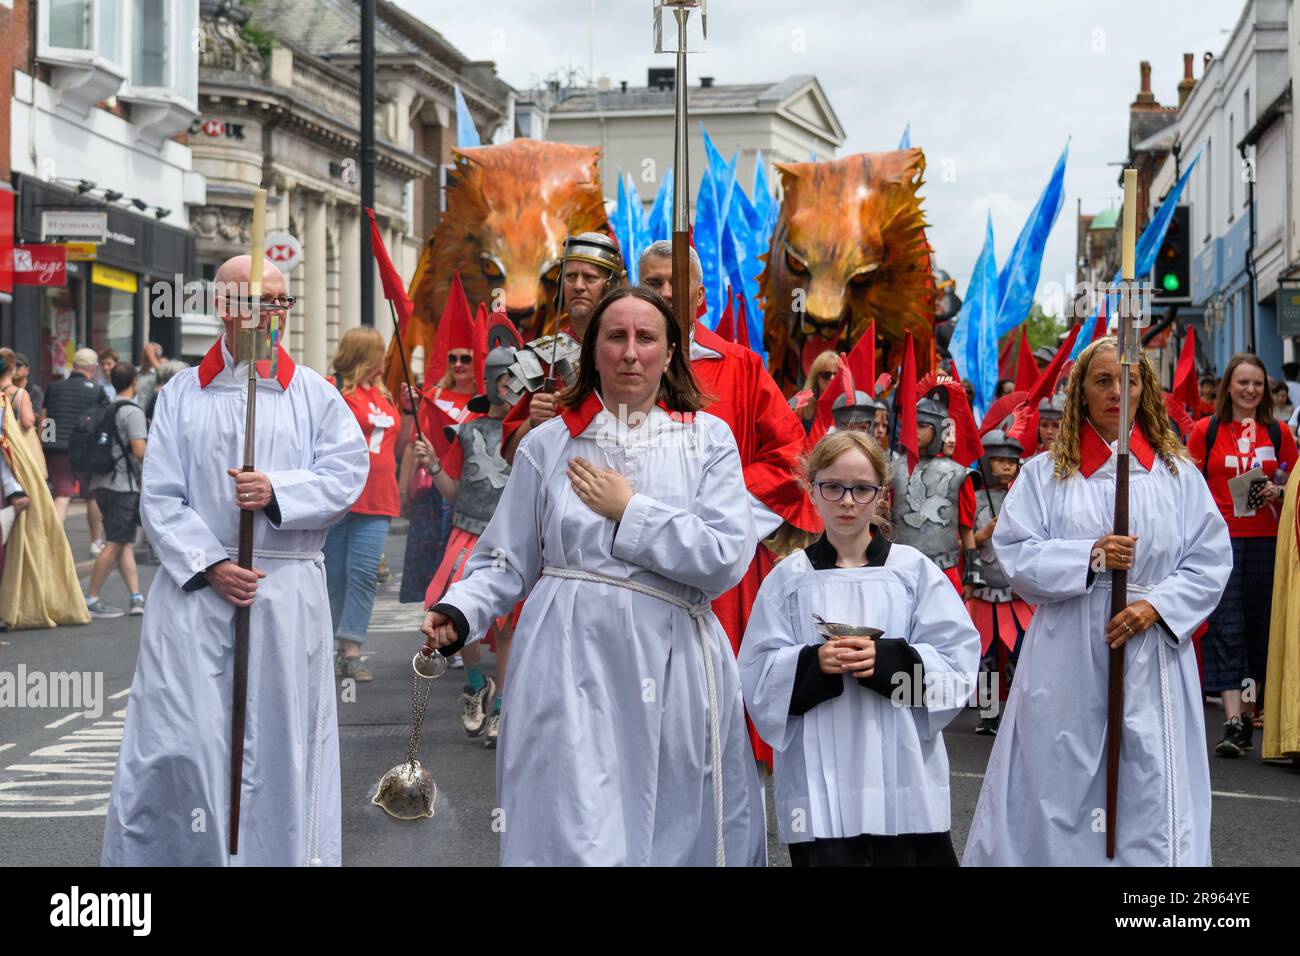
[399,0,1246,316]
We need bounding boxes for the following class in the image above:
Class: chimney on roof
[1133,61,1157,107]
[1204,51,1214,70]
[620,80,628,93]
[700,76,714,88]
[648,67,675,91]
[1178,52,1196,108]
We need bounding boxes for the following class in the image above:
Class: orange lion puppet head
[758,149,936,394]
[388,140,610,395]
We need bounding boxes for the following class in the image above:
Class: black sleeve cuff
[788,643,844,716]
[429,602,469,657]
[857,637,924,703]
[264,491,282,526]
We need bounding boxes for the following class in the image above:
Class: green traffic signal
[1161,272,1181,293]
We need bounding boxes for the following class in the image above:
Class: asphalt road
[1,529,1297,866]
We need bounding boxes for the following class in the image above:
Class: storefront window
[91,283,136,361]
[40,279,83,384]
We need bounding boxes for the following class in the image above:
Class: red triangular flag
[1014,326,1037,392]
[932,379,984,468]
[1013,324,1082,456]
[899,331,919,474]
[1173,326,1199,409]
[715,290,735,342]
[998,334,1017,379]
[365,207,414,334]
[734,295,751,351]
[847,319,875,392]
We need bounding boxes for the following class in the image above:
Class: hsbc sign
[263,231,302,272]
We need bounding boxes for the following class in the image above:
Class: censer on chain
[372,649,449,820]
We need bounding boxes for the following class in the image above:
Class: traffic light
[1153,205,1190,301]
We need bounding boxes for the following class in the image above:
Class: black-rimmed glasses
[814,481,882,505]
[227,295,296,312]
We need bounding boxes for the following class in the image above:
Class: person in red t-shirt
[1187,352,1299,757]
[323,328,403,683]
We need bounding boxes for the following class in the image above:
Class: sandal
[1252,715,1264,730]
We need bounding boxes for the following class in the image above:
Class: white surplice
[738,541,980,845]
[101,341,368,867]
[962,434,1230,867]
[437,393,766,866]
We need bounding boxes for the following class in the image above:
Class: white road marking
[108,687,131,700]
[43,712,84,730]
[0,744,13,754]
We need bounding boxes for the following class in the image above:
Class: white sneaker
[449,654,464,670]
[460,677,497,737]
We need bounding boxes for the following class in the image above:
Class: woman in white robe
[422,287,765,866]
[963,338,1230,867]
[740,430,980,866]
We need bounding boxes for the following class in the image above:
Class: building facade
[7,0,204,385]
[1169,0,1293,373]
[185,0,512,371]
[540,71,845,210]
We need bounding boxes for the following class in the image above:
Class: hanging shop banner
[13,244,67,286]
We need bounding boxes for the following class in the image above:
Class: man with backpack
[84,363,148,618]
[42,348,108,547]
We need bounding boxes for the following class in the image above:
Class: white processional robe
[962,426,1230,867]
[436,392,766,866]
[739,538,980,845]
[101,340,368,867]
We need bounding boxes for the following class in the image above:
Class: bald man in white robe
[102,256,369,866]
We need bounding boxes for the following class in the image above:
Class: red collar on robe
[560,391,695,437]
[197,338,296,390]
[1079,419,1156,478]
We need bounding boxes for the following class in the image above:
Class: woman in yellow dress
[0,367,89,630]
[1264,464,1300,763]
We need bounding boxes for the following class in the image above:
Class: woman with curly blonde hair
[964,337,1230,867]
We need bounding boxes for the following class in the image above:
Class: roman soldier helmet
[914,386,949,456]
[981,428,1024,463]
[1037,392,1066,420]
[831,390,878,428]
[467,345,518,413]
[1032,345,1057,366]
[563,232,627,284]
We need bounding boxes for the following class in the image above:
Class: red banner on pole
[14,244,68,286]
[0,190,14,295]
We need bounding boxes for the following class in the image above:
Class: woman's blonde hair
[800,430,892,530]
[1051,336,1190,479]
[331,327,390,397]
[801,349,840,397]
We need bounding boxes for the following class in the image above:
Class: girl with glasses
[739,430,980,866]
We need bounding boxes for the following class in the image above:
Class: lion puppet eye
[481,258,504,279]
[784,249,809,275]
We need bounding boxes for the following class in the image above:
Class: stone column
[338,204,361,336]
[303,193,329,373]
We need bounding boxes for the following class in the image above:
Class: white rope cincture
[223,547,325,561]
[1156,629,1178,867]
[541,565,727,867]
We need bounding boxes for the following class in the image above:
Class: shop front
[8,174,198,390]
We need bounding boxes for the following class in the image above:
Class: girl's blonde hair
[331,327,390,397]
[800,430,892,531]
[1051,336,1190,480]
